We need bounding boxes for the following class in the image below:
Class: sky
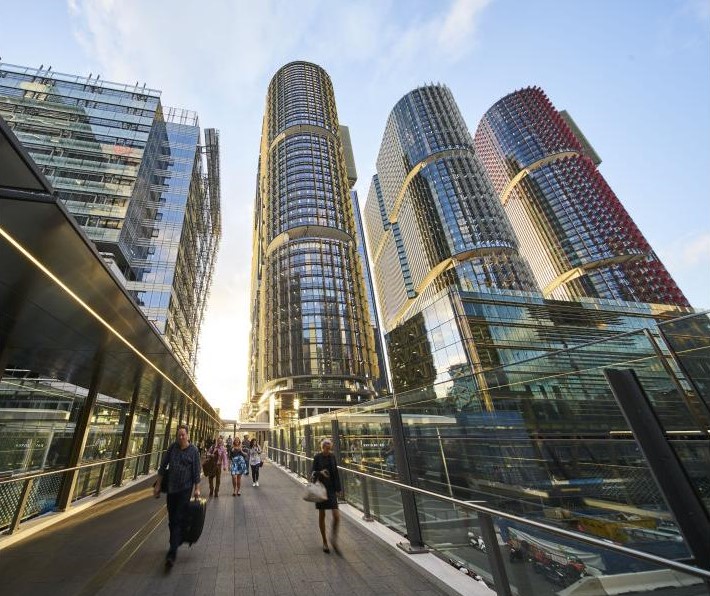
[2,0,708,417]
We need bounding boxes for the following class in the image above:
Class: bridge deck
[0,462,471,595]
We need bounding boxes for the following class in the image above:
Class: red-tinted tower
[474,87,688,306]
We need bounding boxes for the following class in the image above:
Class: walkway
[0,462,477,595]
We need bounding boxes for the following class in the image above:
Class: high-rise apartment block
[474,87,688,306]
[249,62,381,423]
[0,64,221,372]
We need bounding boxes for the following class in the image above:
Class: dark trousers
[251,464,260,482]
[208,470,221,495]
[167,488,192,554]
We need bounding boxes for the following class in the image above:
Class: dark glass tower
[0,64,221,373]
[249,62,379,424]
[365,85,539,333]
[474,86,688,306]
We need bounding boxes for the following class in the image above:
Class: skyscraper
[365,85,539,328]
[249,61,379,424]
[341,125,390,396]
[364,84,688,398]
[0,64,221,372]
[362,83,695,535]
[474,86,688,306]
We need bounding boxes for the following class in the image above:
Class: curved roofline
[389,83,451,119]
[268,60,331,87]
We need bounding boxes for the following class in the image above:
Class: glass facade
[474,86,688,307]
[0,123,220,530]
[351,188,389,396]
[356,81,705,588]
[0,64,220,373]
[249,62,379,424]
[364,85,540,339]
[271,311,710,594]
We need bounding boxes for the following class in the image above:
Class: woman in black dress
[311,438,341,553]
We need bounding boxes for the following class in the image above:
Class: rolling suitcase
[182,497,207,546]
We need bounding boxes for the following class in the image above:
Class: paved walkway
[0,462,476,595]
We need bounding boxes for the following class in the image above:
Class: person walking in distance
[229,437,248,496]
[247,438,262,487]
[207,436,228,497]
[153,424,201,568]
[241,433,250,477]
[311,438,342,554]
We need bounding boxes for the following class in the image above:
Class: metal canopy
[0,117,219,422]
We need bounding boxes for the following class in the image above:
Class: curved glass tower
[249,62,378,423]
[366,85,539,332]
[474,86,688,306]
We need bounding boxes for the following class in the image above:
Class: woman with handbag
[229,437,248,496]
[311,438,342,554]
[247,438,263,487]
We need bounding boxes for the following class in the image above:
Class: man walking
[153,424,201,568]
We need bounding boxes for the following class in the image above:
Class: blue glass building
[0,64,220,372]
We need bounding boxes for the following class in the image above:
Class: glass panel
[0,370,89,475]
[493,514,704,596]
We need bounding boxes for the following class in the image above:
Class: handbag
[259,461,264,468]
[303,480,328,503]
[202,452,216,476]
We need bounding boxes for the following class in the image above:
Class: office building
[474,86,688,306]
[0,63,221,372]
[341,125,390,396]
[362,83,697,550]
[249,61,380,424]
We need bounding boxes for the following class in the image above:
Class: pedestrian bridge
[0,458,484,596]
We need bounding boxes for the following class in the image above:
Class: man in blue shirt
[153,424,201,568]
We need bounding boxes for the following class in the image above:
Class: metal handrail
[267,446,710,581]
[0,449,164,486]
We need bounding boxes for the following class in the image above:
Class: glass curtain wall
[272,311,710,592]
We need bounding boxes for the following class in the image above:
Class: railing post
[289,426,297,473]
[94,463,106,496]
[279,429,285,466]
[361,474,374,522]
[389,410,427,553]
[479,513,513,596]
[114,368,143,486]
[331,419,343,498]
[605,368,710,570]
[162,392,176,450]
[143,379,163,474]
[9,478,34,535]
[304,424,313,458]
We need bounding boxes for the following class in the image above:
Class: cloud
[438,0,492,58]
[661,232,710,269]
[683,0,710,24]
[679,232,710,267]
